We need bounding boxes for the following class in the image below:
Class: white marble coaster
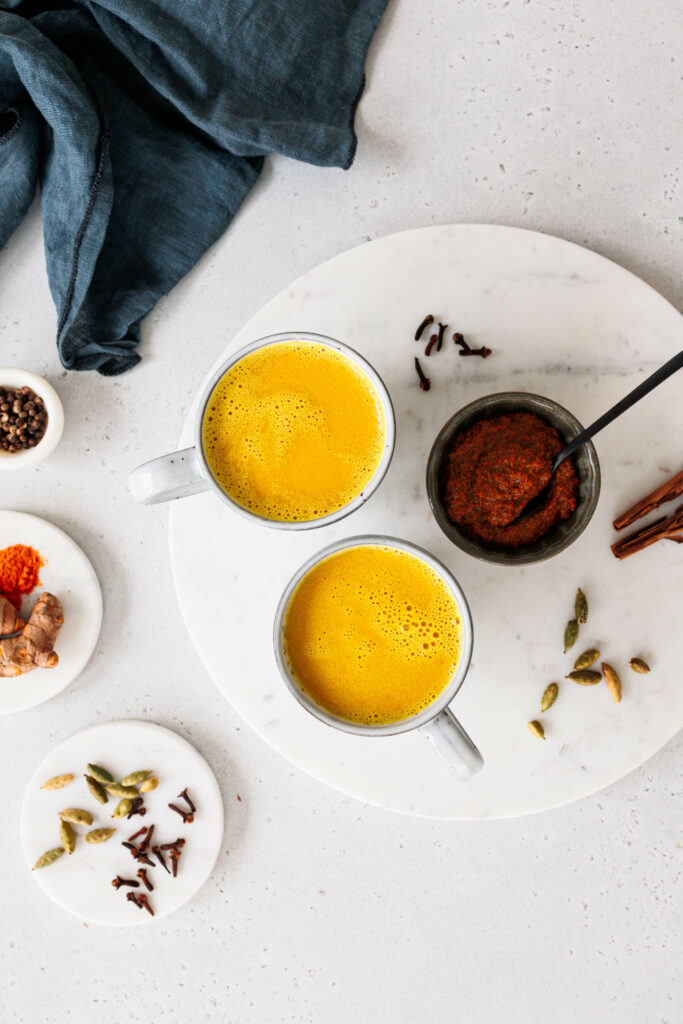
[167,225,683,819]
[21,721,224,925]
[0,510,102,714]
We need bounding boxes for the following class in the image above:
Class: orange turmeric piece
[0,545,44,609]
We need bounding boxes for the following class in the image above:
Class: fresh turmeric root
[0,593,64,676]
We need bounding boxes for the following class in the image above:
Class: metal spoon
[513,349,683,523]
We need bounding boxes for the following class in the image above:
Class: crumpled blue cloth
[0,0,388,374]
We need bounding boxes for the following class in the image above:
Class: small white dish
[21,720,224,926]
[0,510,102,714]
[0,368,64,469]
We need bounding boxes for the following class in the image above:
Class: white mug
[273,534,484,779]
[128,332,396,531]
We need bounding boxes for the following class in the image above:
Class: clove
[112,875,139,890]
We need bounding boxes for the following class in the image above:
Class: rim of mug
[272,534,474,737]
[193,332,396,531]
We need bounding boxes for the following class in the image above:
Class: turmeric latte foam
[283,545,463,725]
[202,342,386,522]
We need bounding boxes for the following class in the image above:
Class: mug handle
[128,446,210,504]
[419,708,483,779]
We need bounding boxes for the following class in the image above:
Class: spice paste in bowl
[443,411,579,548]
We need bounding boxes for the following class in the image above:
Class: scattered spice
[169,848,181,877]
[32,847,64,870]
[112,798,133,819]
[611,503,683,559]
[139,824,154,853]
[126,891,144,910]
[160,839,186,851]
[602,663,622,703]
[527,720,545,740]
[84,775,109,805]
[613,469,683,531]
[563,619,578,653]
[0,385,48,452]
[169,802,194,824]
[137,868,154,891]
[0,544,44,609]
[85,828,116,844]
[127,797,146,819]
[87,764,114,785]
[112,875,139,890]
[152,846,170,873]
[128,826,148,843]
[453,333,491,358]
[177,788,196,815]
[628,657,650,674]
[414,357,430,392]
[138,893,154,916]
[436,323,447,351]
[443,412,579,549]
[540,683,558,713]
[104,783,139,799]
[120,770,152,787]
[60,819,76,855]
[59,808,93,826]
[566,669,602,685]
[574,648,600,670]
[414,314,434,341]
[139,777,158,793]
[41,774,74,791]
[424,334,438,357]
[574,588,588,624]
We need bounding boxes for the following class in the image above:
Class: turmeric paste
[0,545,44,608]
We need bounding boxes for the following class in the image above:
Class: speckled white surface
[0,0,681,1020]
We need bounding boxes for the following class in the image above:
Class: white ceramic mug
[273,534,484,780]
[128,332,396,531]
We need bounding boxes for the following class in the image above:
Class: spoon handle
[556,350,683,468]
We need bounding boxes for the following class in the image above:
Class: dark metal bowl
[426,392,601,566]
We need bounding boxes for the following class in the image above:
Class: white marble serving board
[168,224,683,819]
[0,510,102,713]
[21,721,224,925]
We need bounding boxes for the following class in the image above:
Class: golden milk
[283,545,463,725]
[202,341,385,521]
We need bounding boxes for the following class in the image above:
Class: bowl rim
[272,533,474,735]
[194,331,396,531]
[0,368,64,470]
[426,390,601,566]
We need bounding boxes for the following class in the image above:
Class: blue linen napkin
[0,0,389,374]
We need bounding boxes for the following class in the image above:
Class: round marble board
[0,510,102,714]
[21,721,224,925]
[168,224,683,819]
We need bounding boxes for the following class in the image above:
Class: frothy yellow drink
[202,342,386,522]
[283,545,463,725]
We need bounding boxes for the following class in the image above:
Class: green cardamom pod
[120,770,152,788]
[40,774,74,791]
[629,657,650,674]
[527,720,545,740]
[566,669,602,685]
[59,819,76,855]
[112,798,133,819]
[104,783,139,799]
[139,777,158,793]
[32,847,65,870]
[540,683,559,712]
[84,775,109,804]
[602,662,622,703]
[59,807,93,826]
[564,619,578,652]
[575,588,588,624]
[87,764,114,785]
[85,828,116,844]
[574,648,600,670]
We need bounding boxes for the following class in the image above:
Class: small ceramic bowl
[426,392,601,566]
[0,368,64,470]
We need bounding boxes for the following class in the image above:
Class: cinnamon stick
[611,503,683,559]
[613,468,683,531]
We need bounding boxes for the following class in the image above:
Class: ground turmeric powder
[0,545,44,608]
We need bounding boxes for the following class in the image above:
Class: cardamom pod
[120,770,152,787]
[527,719,545,740]
[104,783,139,799]
[85,828,116,844]
[629,657,650,674]
[566,669,602,685]
[60,819,76,855]
[59,807,93,826]
[112,798,133,819]
[139,776,158,793]
[540,683,559,712]
[87,763,114,785]
[574,648,600,670]
[575,588,588,624]
[32,846,64,870]
[602,662,622,703]
[564,619,578,652]
[40,774,74,791]
[85,775,109,804]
